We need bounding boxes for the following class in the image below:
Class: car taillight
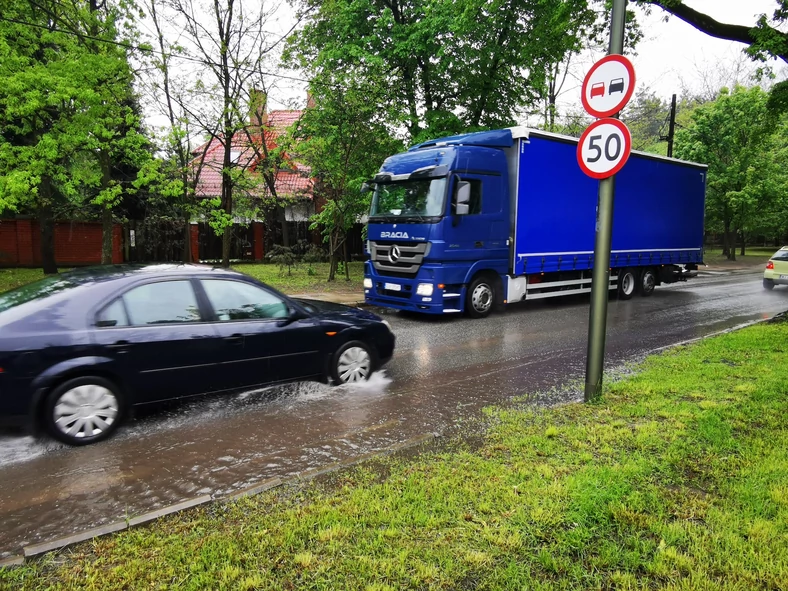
[767,261,774,270]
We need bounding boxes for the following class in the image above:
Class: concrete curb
[22,521,128,559]
[0,555,24,568]
[127,494,212,527]
[224,478,283,501]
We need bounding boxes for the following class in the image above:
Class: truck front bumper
[363,265,465,315]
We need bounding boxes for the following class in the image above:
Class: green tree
[285,78,403,281]
[0,0,150,272]
[674,86,781,260]
[287,0,600,143]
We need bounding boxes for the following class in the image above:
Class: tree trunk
[39,178,57,275]
[727,227,737,261]
[99,150,114,265]
[101,207,113,264]
[722,219,731,257]
[739,230,746,256]
[343,236,350,281]
[327,232,338,281]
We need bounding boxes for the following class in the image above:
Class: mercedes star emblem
[389,245,401,264]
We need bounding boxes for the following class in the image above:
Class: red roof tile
[192,110,311,201]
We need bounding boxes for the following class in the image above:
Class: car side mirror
[278,307,306,326]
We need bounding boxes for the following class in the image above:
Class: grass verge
[0,263,363,296]
[2,320,788,589]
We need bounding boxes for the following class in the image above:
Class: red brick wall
[190,224,200,263]
[0,220,123,267]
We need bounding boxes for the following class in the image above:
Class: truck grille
[369,241,429,276]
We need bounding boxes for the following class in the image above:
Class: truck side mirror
[361,181,372,194]
[454,181,471,216]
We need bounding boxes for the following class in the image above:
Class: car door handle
[224,335,244,346]
[107,340,131,354]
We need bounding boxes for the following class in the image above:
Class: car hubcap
[472,283,493,313]
[337,347,372,383]
[622,273,634,295]
[54,385,118,439]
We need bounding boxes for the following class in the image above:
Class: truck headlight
[363,278,373,289]
[416,283,433,296]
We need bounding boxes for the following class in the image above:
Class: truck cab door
[444,173,508,263]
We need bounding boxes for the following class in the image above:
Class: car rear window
[772,249,788,261]
[0,275,78,314]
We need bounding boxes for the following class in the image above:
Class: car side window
[201,280,289,321]
[122,281,202,325]
[96,298,129,327]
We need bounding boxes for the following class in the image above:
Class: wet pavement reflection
[1,271,786,556]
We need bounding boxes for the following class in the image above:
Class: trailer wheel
[617,268,636,300]
[639,267,657,297]
[466,275,495,318]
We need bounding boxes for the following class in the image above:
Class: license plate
[384,282,402,292]
[781,275,788,279]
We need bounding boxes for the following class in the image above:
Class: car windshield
[0,275,78,314]
[772,249,788,261]
[369,178,447,219]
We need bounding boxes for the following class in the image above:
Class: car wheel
[331,341,374,385]
[764,278,775,290]
[617,268,636,300]
[466,275,495,318]
[639,267,657,297]
[44,377,123,446]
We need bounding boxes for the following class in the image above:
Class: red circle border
[576,118,633,180]
[581,54,636,119]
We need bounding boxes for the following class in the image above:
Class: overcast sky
[632,0,785,96]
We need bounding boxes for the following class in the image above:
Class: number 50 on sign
[576,118,632,180]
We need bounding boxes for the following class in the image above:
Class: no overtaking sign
[577,54,635,180]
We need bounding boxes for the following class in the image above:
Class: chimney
[249,87,268,129]
[306,91,316,109]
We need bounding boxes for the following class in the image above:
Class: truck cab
[363,130,513,316]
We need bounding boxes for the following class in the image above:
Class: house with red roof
[190,94,317,261]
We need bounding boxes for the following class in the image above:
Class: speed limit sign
[576,118,632,179]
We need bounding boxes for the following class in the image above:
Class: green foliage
[675,86,788,250]
[0,0,152,242]
[286,0,601,142]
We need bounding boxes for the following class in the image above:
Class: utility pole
[584,0,627,402]
[666,93,677,158]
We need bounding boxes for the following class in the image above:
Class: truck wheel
[466,275,495,318]
[617,268,636,300]
[639,268,657,297]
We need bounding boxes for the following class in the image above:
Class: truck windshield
[369,178,446,219]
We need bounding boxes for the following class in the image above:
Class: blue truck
[363,127,706,318]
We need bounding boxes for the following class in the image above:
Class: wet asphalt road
[1,270,786,556]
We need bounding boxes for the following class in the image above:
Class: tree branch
[643,1,788,63]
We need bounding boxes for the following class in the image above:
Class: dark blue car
[0,265,395,446]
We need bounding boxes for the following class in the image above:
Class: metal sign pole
[584,0,627,402]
